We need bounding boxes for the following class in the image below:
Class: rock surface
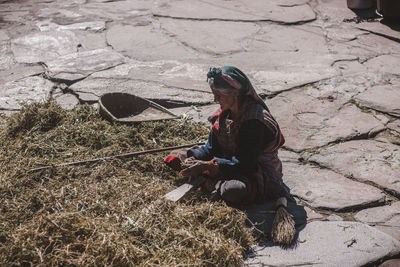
[0,76,54,110]
[1,0,400,265]
[45,48,126,81]
[245,221,400,267]
[11,31,80,63]
[354,202,400,241]
[305,140,400,197]
[283,161,386,211]
[354,85,400,117]
[269,89,385,151]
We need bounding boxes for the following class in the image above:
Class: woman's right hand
[179,157,209,177]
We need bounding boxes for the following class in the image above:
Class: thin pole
[28,142,205,173]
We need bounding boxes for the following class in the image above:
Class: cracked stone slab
[159,18,260,55]
[365,54,400,76]
[169,104,219,123]
[106,23,198,61]
[0,30,9,42]
[354,85,400,117]
[36,7,83,20]
[45,48,126,81]
[353,33,400,56]
[74,31,108,51]
[216,51,340,95]
[245,221,400,267]
[0,43,15,70]
[355,22,400,43]
[325,24,367,42]
[327,214,343,221]
[0,64,44,84]
[52,89,79,110]
[355,202,400,241]
[283,161,385,211]
[153,0,316,24]
[70,78,213,105]
[279,149,302,163]
[313,0,361,24]
[11,30,80,63]
[79,0,152,20]
[305,140,400,197]
[388,120,400,134]
[308,72,397,98]
[90,60,211,92]
[36,20,106,32]
[269,89,385,151]
[304,206,325,222]
[0,76,54,110]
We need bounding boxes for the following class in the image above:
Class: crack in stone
[357,28,400,44]
[330,57,360,67]
[350,98,400,120]
[152,14,316,26]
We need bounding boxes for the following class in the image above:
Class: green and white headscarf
[207,66,270,112]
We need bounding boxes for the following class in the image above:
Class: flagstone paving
[0,0,399,265]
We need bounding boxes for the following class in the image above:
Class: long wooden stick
[28,142,205,173]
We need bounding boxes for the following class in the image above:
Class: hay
[0,101,255,266]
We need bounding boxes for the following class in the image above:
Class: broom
[271,197,295,245]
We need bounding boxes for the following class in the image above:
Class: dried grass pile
[0,102,255,266]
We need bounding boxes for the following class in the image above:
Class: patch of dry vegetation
[0,102,255,266]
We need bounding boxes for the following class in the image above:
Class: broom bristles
[271,206,295,245]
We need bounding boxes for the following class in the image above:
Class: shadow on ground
[245,195,307,250]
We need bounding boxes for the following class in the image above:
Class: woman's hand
[179,157,209,177]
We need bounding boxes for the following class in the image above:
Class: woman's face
[211,87,237,111]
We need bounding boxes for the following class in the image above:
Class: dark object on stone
[377,0,400,21]
[99,92,178,123]
[347,0,375,9]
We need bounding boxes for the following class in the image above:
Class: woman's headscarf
[207,66,270,112]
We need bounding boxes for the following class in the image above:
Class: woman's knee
[218,180,248,204]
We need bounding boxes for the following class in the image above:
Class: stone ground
[1,0,399,266]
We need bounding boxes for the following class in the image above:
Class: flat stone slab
[11,31,80,63]
[79,0,152,21]
[36,20,106,32]
[216,51,340,95]
[70,78,213,105]
[159,18,259,55]
[52,89,79,111]
[0,64,44,84]
[169,104,219,123]
[308,72,395,98]
[354,85,400,117]
[153,0,316,24]
[0,43,15,71]
[45,48,126,81]
[305,140,400,197]
[283,161,386,211]
[245,221,400,267]
[0,76,54,110]
[365,54,400,76]
[355,202,400,241]
[90,60,210,92]
[269,88,385,151]
[106,23,197,61]
[355,22,400,43]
